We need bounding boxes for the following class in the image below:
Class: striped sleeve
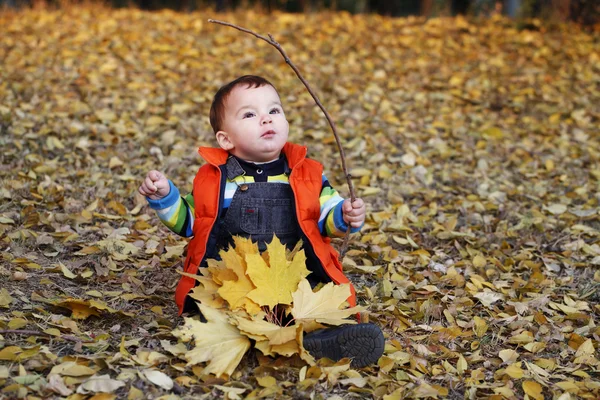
[318,174,361,237]
[146,180,195,237]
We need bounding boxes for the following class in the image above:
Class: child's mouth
[261,130,276,138]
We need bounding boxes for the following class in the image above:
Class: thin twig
[0,329,91,343]
[208,19,355,256]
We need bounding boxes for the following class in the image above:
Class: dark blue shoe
[303,323,385,368]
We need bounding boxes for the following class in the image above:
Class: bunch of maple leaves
[172,235,363,378]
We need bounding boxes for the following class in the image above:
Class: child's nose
[261,115,272,125]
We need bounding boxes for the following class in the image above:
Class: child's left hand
[342,198,366,228]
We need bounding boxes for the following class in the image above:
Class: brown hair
[209,75,277,133]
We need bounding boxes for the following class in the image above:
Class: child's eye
[269,108,281,114]
[243,112,255,119]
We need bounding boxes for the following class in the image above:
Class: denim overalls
[214,155,303,253]
[215,156,302,253]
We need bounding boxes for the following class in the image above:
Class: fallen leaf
[143,369,173,390]
[76,374,125,394]
[172,304,251,378]
[246,235,311,308]
[522,380,544,400]
[291,279,364,326]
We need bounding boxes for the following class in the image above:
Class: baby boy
[139,75,384,367]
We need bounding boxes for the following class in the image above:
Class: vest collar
[198,142,307,168]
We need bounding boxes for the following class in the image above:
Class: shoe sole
[303,324,385,368]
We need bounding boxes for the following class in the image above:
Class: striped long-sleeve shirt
[146,155,360,238]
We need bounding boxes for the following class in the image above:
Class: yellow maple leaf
[217,245,260,314]
[207,258,237,285]
[188,277,225,310]
[253,325,304,358]
[172,304,250,378]
[232,236,259,257]
[291,280,364,326]
[233,315,297,345]
[246,236,310,308]
[271,339,300,357]
[178,271,225,309]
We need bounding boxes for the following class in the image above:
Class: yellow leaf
[207,258,237,284]
[58,262,77,279]
[44,328,61,336]
[108,157,123,169]
[505,362,525,379]
[172,305,251,378]
[482,126,504,139]
[55,299,101,320]
[291,279,364,326]
[145,115,166,127]
[233,316,297,345]
[213,385,247,398]
[508,331,534,345]
[50,361,96,377]
[8,318,28,330]
[271,338,301,357]
[0,346,21,361]
[456,355,467,375]
[254,340,274,356]
[187,277,225,310]
[217,247,259,314]
[246,236,310,308]
[256,375,277,388]
[472,255,486,268]
[499,349,519,364]
[493,386,515,398]
[0,288,14,307]
[349,168,372,177]
[360,187,382,196]
[523,342,546,353]
[232,236,259,256]
[95,109,117,122]
[522,380,544,400]
[555,381,580,394]
[412,382,445,398]
[473,316,488,337]
[575,339,594,357]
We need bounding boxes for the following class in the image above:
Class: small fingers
[342,199,353,213]
[342,198,366,228]
[149,170,166,184]
[352,198,365,209]
[144,177,157,192]
[139,184,153,197]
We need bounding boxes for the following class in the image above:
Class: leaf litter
[1,5,600,399]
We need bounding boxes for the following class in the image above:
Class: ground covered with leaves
[1,6,599,399]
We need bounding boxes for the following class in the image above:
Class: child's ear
[216,131,234,151]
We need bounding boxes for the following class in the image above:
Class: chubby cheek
[280,119,290,135]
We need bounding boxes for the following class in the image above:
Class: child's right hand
[139,170,170,200]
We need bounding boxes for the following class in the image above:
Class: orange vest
[174,142,356,314]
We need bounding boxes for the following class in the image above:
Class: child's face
[216,84,289,163]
